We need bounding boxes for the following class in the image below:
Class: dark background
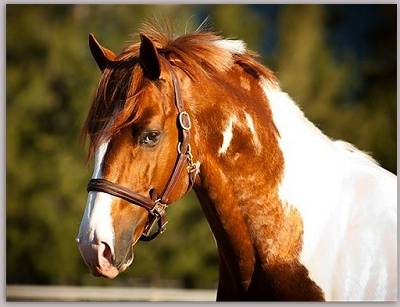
[6,4,396,288]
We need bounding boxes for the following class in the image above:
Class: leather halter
[87,66,200,241]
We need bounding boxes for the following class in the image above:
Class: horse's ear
[139,33,161,80]
[88,33,116,71]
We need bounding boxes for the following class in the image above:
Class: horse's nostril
[100,241,114,263]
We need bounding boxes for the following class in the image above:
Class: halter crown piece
[87,65,200,241]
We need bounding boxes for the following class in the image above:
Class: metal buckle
[142,200,168,238]
[150,199,167,217]
[178,111,191,130]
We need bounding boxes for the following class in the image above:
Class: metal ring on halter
[177,142,191,155]
[178,111,191,130]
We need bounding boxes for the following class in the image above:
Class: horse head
[76,33,198,278]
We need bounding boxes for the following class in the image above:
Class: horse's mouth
[114,245,135,273]
[118,254,134,272]
[80,242,135,279]
[117,249,135,272]
[92,252,134,279]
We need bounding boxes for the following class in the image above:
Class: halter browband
[87,65,200,241]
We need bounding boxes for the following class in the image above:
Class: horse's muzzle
[77,240,119,279]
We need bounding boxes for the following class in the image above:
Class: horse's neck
[261,80,397,301]
[189,73,325,299]
[186,66,394,300]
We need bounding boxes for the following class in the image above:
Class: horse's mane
[83,22,277,159]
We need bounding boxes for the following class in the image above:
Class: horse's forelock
[84,61,147,160]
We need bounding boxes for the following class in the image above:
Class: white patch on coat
[219,116,236,155]
[214,39,247,54]
[244,112,261,153]
[240,76,251,91]
[77,141,115,256]
[261,78,397,301]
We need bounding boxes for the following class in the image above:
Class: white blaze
[77,141,115,255]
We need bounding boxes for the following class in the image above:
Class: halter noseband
[86,66,200,241]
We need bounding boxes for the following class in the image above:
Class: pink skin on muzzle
[78,241,119,279]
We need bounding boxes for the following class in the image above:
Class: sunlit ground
[7,285,217,302]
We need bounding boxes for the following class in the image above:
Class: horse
[76,24,397,301]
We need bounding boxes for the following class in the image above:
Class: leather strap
[158,67,191,204]
[87,178,168,240]
[86,64,199,241]
[87,178,156,211]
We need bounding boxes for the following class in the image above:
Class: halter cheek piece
[86,66,200,241]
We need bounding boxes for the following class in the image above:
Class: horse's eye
[139,130,161,147]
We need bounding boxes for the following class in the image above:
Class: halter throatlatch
[87,65,200,241]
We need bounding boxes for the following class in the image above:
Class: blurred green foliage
[6,5,396,288]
